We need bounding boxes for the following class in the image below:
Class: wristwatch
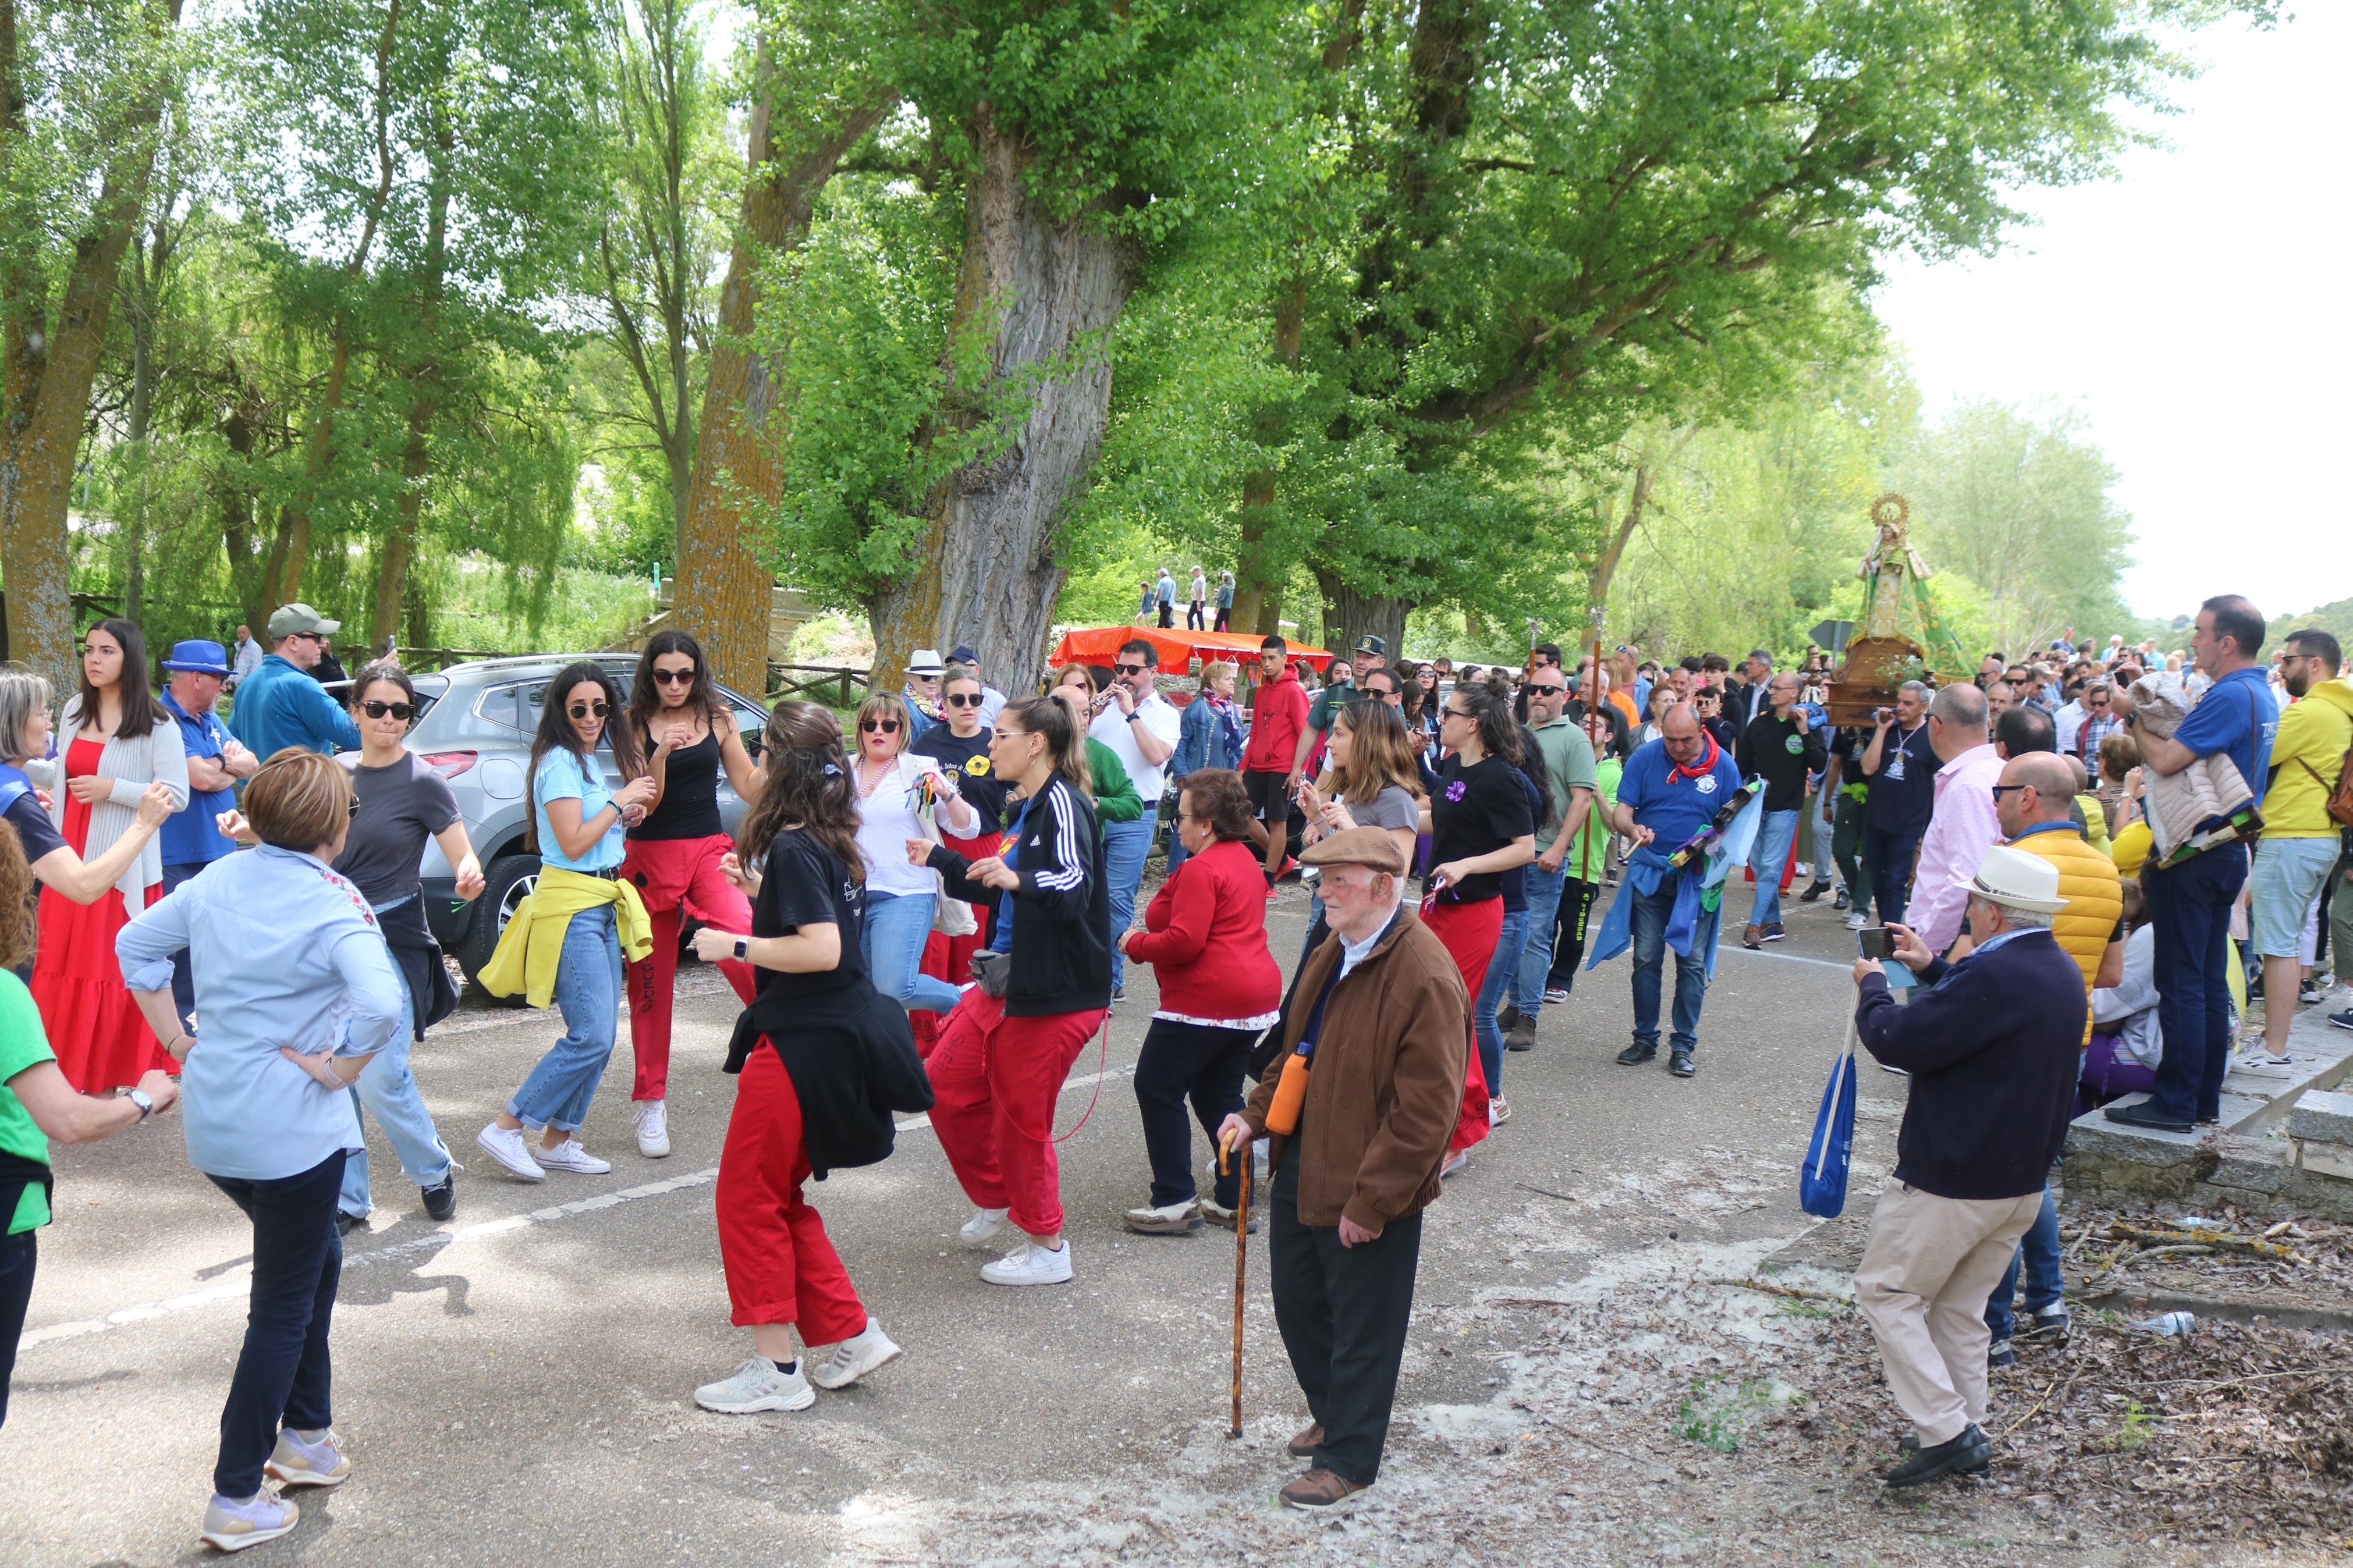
[122,1087,155,1121]
[733,937,749,962]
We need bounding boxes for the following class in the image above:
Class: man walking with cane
[1218,827,1466,1512]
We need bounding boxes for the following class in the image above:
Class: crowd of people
[1,589,2347,1542]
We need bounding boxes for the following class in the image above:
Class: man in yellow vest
[1964,751,2125,1363]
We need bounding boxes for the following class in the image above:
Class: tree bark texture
[1230,280,1305,639]
[1587,460,1652,611]
[1315,569,1409,667]
[865,109,1134,695]
[675,81,884,695]
[369,112,450,652]
[0,0,184,683]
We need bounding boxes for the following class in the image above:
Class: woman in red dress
[29,620,190,1091]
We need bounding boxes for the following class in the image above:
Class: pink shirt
[1906,743,2006,955]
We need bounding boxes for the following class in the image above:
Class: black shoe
[1799,880,1830,904]
[1883,1424,1992,1487]
[2027,1305,2071,1346]
[421,1174,457,1222]
[1497,1001,1521,1033]
[2330,1008,2353,1032]
[1111,983,1125,1003]
[1986,1339,2014,1368]
[1834,887,1851,911]
[1615,1041,1658,1066]
[1669,1050,1696,1079]
[1504,1016,1538,1053]
[334,1210,368,1238]
[2104,1099,2192,1133]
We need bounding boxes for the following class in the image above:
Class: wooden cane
[1220,1129,1251,1438]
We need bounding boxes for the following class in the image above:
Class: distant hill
[2270,596,2353,653]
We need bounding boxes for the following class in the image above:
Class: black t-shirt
[1865,721,1937,834]
[751,830,868,1018]
[4,790,67,867]
[632,723,725,841]
[912,725,1007,833]
[1430,754,1535,904]
[334,753,462,905]
[1737,710,1827,812]
[1829,726,1870,788]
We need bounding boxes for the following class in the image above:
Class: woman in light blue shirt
[118,749,404,1552]
[475,663,655,1183]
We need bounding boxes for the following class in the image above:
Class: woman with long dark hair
[908,667,1006,1053]
[474,663,656,1182]
[684,702,929,1413]
[619,630,761,1158]
[0,669,177,935]
[1293,698,1426,961]
[329,662,485,1225]
[908,695,1110,1288]
[118,750,405,1551]
[1421,681,1535,1172]
[29,618,190,1090]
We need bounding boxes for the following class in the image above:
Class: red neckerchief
[1666,731,1721,785]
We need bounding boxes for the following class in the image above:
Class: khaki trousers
[1853,1181,2044,1446]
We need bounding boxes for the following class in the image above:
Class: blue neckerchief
[0,760,29,819]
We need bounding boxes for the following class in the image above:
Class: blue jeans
[161,861,215,1024]
[1513,862,1567,1015]
[1163,814,1192,877]
[863,889,966,1014]
[1985,1183,2063,1341]
[1474,907,1527,1096]
[207,1150,344,1498]
[1629,879,1717,1054]
[1747,809,1799,928]
[2143,843,2249,1124]
[339,957,454,1217]
[1862,823,1925,927]
[507,905,621,1133]
[1101,817,1154,989]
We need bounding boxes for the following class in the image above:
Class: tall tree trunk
[0,0,185,685]
[1230,280,1304,638]
[866,106,1135,691]
[1315,569,1410,666]
[371,407,430,653]
[1587,461,1652,611]
[675,74,885,694]
[370,110,450,652]
[218,394,268,631]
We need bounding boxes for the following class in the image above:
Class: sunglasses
[1115,663,1149,676]
[1529,682,1566,695]
[361,700,416,721]
[651,667,696,686]
[1442,706,1474,721]
[567,701,609,720]
[861,719,902,734]
[944,693,985,708]
[1990,783,2031,799]
[348,796,363,819]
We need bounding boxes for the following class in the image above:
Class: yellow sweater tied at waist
[478,865,654,1007]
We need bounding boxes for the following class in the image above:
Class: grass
[1675,1375,1787,1455]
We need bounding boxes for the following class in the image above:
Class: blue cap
[161,639,233,677]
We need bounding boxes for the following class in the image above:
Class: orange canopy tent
[1049,625,1336,672]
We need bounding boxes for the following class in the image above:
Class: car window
[474,684,527,735]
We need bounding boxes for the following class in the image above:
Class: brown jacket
[1242,905,1468,1231]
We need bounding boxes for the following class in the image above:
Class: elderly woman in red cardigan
[1117,767,1282,1233]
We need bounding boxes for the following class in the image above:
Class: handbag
[899,753,979,938]
[1799,1021,1859,1218]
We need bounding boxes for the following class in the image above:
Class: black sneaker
[2104,1098,2192,1133]
[421,1174,457,1222]
[2331,1009,2353,1032]
[1986,1339,2015,1368]
[1669,1049,1696,1079]
[2027,1305,2071,1346]
[1111,983,1125,1004]
[334,1210,368,1238]
[1883,1424,1992,1487]
[1615,1041,1658,1066]
[1761,923,1786,943]
[1834,887,1851,911]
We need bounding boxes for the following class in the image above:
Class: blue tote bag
[1800,1022,1858,1218]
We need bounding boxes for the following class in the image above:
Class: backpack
[2299,744,2353,829]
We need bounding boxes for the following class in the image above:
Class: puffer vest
[2010,822,2123,1044]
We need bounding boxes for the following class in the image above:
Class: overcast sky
[1871,7,2350,625]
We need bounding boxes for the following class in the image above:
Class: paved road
[2,873,1902,1565]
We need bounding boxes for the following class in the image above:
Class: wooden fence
[766,662,871,706]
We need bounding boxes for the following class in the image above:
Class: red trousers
[623,834,756,1101]
[911,828,996,1057]
[1419,895,1497,1153]
[925,990,1105,1237]
[715,1041,869,1340]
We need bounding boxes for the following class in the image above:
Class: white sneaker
[694,1355,814,1414]
[959,1206,1011,1246]
[2230,1048,2295,1078]
[633,1099,670,1158]
[805,1318,903,1390]
[1845,912,1868,930]
[200,1491,300,1552]
[1440,1150,1470,1179]
[475,1122,546,1182]
[535,1138,611,1175]
[1489,1096,1510,1126]
[981,1238,1073,1286]
[264,1427,350,1489]
[1794,861,1812,880]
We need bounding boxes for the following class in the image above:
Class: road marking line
[24,1062,1139,1353]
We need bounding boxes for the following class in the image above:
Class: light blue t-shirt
[534,748,624,871]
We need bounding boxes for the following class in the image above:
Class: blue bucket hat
[160,639,233,677]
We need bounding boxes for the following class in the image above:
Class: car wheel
[458,853,542,1005]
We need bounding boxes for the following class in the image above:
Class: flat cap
[1299,826,1406,876]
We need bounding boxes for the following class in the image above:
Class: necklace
[855,755,894,798]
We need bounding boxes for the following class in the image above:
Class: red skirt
[911,826,998,1057]
[33,738,168,1091]
[1418,895,1496,1153]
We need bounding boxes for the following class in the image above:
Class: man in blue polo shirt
[225,603,362,758]
[2105,595,2279,1133]
[1595,705,1745,1078]
[158,641,260,1021]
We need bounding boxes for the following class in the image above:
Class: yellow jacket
[2010,822,2121,1044]
[478,865,654,1008]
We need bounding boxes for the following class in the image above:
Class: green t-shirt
[1528,719,1602,853]
[1565,755,1622,883]
[0,969,57,1234]
[1305,676,1356,735]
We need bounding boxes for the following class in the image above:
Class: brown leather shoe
[1286,1421,1324,1458]
[1741,923,1763,950]
[1279,1467,1367,1511]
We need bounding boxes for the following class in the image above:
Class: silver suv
[397,655,772,986]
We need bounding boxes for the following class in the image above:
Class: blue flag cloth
[1584,787,1766,982]
[1800,1023,1859,1218]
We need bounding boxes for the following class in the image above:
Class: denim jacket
[1171,695,1244,783]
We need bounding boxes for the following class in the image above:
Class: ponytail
[1003,695,1091,800]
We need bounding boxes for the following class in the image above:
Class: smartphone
[1858,926,1896,961]
[1874,706,1893,725]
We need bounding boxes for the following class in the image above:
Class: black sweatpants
[1268,1157,1422,1485]
[1546,875,1603,993]
[0,1229,34,1430]
[1133,1019,1252,1209]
